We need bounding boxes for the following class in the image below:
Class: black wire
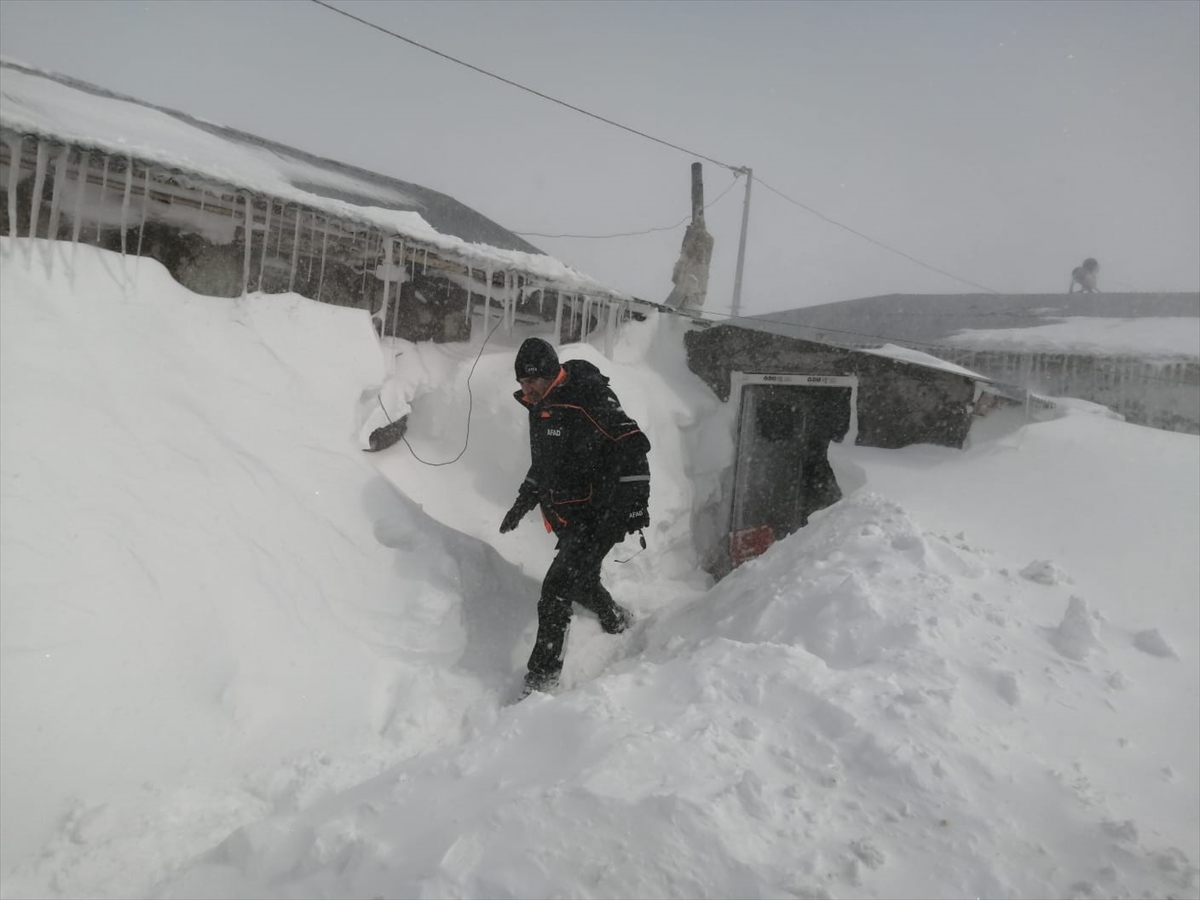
[513,172,743,240]
[754,176,1003,295]
[379,314,507,467]
[308,0,739,172]
[309,0,1194,385]
[615,532,648,563]
[307,0,1013,297]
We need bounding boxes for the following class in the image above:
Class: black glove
[500,482,539,534]
[614,480,650,535]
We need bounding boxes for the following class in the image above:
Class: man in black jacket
[499,337,651,698]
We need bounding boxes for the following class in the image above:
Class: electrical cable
[754,176,1003,295]
[377,313,506,467]
[308,0,739,172]
[307,0,1013,298]
[309,1,1193,391]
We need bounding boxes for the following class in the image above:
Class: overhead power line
[754,177,1002,295]
[308,0,739,172]
[512,171,743,239]
[309,0,1004,298]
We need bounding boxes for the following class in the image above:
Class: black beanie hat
[515,337,560,379]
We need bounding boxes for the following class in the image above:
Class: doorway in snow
[729,373,857,567]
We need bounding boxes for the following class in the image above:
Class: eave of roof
[0,57,624,299]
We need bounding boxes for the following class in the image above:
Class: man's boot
[599,603,632,635]
[520,669,560,699]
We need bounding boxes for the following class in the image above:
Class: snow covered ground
[1,239,1197,900]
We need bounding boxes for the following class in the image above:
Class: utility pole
[666,162,714,313]
[691,161,705,223]
[731,166,753,320]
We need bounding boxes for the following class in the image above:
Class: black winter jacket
[513,359,650,536]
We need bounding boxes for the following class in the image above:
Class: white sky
[1,0,1197,315]
[2,238,1198,899]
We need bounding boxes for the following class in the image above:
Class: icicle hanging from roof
[358,228,369,300]
[273,200,285,257]
[390,240,403,339]
[119,155,133,256]
[376,236,393,336]
[135,169,150,255]
[95,157,108,241]
[46,146,68,241]
[479,268,490,336]
[506,272,515,332]
[463,262,472,324]
[287,205,300,293]
[71,152,88,249]
[316,214,330,302]
[306,210,316,283]
[4,133,21,235]
[604,299,618,358]
[29,139,49,239]
[134,168,150,282]
[257,198,273,292]
[241,193,253,296]
[482,267,492,338]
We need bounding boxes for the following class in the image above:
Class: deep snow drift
[1,240,1197,899]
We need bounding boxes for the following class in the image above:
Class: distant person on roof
[499,337,651,700]
[1070,258,1100,293]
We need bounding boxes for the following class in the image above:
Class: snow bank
[152,489,1199,900]
[0,240,527,894]
[2,239,1196,900]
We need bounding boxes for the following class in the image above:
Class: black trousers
[527,525,625,678]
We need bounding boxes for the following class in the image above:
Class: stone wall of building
[684,324,977,450]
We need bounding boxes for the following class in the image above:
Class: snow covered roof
[749,291,1200,360]
[944,317,1200,359]
[718,316,994,384]
[0,57,620,297]
[861,343,994,381]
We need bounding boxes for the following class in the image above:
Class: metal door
[728,374,856,565]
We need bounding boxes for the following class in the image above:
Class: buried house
[746,291,1200,435]
[0,59,635,348]
[1,59,1006,577]
[685,321,997,574]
